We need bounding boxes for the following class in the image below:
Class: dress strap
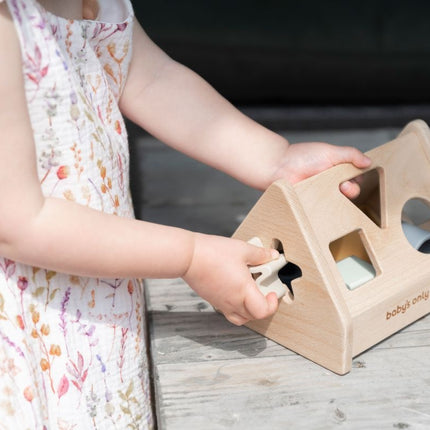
[97,0,134,23]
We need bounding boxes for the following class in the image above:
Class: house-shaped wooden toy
[233,120,430,374]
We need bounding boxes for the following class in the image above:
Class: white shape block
[336,255,376,290]
[248,237,288,298]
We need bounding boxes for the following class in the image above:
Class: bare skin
[0,0,371,325]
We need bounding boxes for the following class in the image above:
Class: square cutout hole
[330,229,377,290]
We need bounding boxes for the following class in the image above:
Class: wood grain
[146,278,430,430]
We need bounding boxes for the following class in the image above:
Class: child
[0,0,371,428]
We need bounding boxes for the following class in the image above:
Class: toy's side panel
[233,182,353,374]
[351,275,430,356]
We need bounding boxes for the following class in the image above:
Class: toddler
[0,0,370,428]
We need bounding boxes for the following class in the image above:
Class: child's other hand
[183,233,279,325]
[272,142,371,199]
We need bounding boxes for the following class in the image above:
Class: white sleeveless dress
[0,0,153,428]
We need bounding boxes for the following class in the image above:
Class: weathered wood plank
[145,278,430,429]
[153,348,430,429]
[142,127,430,429]
[148,306,430,365]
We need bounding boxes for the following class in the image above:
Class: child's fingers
[225,311,249,326]
[222,283,278,325]
[339,180,361,199]
[245,244,279,267]
[333,146,372,169]
[333,147,371,199]
[244,285,279,321]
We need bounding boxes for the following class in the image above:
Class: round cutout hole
[401,198,430,254]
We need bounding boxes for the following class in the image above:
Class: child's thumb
[246,244,279,266]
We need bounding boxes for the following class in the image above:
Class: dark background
[129,1,430,224]
[132,1,430,109]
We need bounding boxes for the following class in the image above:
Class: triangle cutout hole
[344,168,385,228]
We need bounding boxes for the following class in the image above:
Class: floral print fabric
[0,0,153,428]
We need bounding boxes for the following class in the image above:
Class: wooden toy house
[233,120,430,374]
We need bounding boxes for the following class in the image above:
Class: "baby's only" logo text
[386,290,429,320]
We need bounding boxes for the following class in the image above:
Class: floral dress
[0,0,153,428]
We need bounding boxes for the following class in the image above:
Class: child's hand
[271,142,372,199]
[183,233,279,325]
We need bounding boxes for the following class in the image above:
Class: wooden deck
[137,125,430,429]
[146,278,430,429]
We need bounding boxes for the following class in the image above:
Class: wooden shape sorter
[232,120,430,375]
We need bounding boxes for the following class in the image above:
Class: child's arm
[0,4,191,279]
[120,20,371,197]
[0,4,277,325]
